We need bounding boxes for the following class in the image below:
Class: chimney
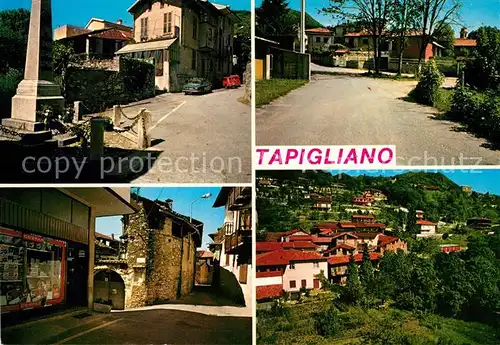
[111,233,114,240]
[460,27,468,39]
[165,199,173,209]
[116,19,123,25]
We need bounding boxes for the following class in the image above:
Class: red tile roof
[197,250,214,259]
[256,284,283,300]
[256,271,283,278]
[328,252,382,265]
[353,232,380,239]
[323,244,356,256]
[256,241,318,252]
[316,223,340,230]
[91,28,133,40]
[378,234,399,247]
[331,232,358,239]
[288,235,314,242]
[283,241,318,250]
[256,250,326,267]
[265,229,306,242]
[454,38,476,47]
[417,220,437,225]
[306,27,333,34]
[95,232,113,240]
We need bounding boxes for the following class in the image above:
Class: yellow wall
[133,2,182,42]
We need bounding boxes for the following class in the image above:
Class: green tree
[321,0,393,74]
[464,26,500,91]
[53,41,76,98]
[433,22,455,57]
[359,244,375,290]
[0,9,30,72]
[256,0,294,35]
[341,255,363,305]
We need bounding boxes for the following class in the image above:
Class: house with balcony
[0,188,135,316]
[117,0,238,91]
[212,187,252,306]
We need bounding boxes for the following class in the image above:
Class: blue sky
[256,0,500,33]
[329,169,500,195]
[95,187,225,250]
[0,0,250,29]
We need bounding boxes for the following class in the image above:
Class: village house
[454,27,477,56]
[93,194,203,310]
[0,188,135,315]
[439,244,462,254]
[328,252,381,285]
[352,214,375,224]
[195,250,214,285]
[377,234,408,254]
[311,196,332,212]
[306,27,335,52]
[117,0,238,91]
[211,187,252,306]
[54,18,133,63]
[416,219,437,238]
[256,250,328,301]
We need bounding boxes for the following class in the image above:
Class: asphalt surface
[2,309,252,344]
[256,74,500,166]
[118,87,251,183]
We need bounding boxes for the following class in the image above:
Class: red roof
[288,235,314,242]
[454,38,476,47]
[328,252,382,265]
[91,28,133,40]
[256,284,283,300]
[316,223,340,230]
[265,229,306,242]
[256,271,283,278]
[353,223,386,229]
[256,250,326,267]
[417,220,436,225]
[306,27,333,34]
[331,232,358,239]
[95,232,113,240]
[312,237,334,244]
[323,244,356,255]
[257,241,318,252]
[378,234,399,247]
[353,232,379,239]
[197,250,214,259]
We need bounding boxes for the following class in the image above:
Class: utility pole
[300,0,306,53]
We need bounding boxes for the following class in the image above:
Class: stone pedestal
[2,0,65,133]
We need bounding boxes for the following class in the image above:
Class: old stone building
[93,194,203,309]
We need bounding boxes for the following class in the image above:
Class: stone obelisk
[2,0,64,132]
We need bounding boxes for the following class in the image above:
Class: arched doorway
[93,270,125,310]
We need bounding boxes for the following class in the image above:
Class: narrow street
[1,308,252,345]
[108,87,251,183]
[256,73,500,166]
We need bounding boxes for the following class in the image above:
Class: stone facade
[93,197,198,309]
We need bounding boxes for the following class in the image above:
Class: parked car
[222,75,242,89]
[183,78,212,95]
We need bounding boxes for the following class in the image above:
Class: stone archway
[93,269,126,310]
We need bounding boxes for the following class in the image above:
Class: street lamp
[190,193,212,223]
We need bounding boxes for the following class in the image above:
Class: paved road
[256,74,500,166]
[111,87,251,183]
[2,309,252,345]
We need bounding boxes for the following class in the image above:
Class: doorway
[93,270,125,310]
[66,243,88,307]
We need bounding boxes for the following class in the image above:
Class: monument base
[10,79,65,129]
[2,118,46,132]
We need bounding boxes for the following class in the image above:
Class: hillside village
[255,171,499,302]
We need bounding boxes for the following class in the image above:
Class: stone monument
[2,0,64,132]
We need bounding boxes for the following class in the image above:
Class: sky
[328,169,500,195]
[0,0,250,29]
[256,0,500,34]
[95,187,225,250]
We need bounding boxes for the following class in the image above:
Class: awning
[116,38,177,55]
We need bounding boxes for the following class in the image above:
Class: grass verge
[256,79,308,107]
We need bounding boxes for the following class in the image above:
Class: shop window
[0,229,66,313]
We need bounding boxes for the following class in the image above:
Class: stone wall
[243,62,251,104]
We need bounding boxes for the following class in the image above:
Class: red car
[223,75,241,89]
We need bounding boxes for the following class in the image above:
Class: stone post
[112,105,121,127]
[137,109,151,149]
[2,0,65,132]
[73,101,81,123]
[90,118,105,161]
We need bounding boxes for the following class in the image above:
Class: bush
[409,60,444,106]
[0,68,23,118]
[313,306,343,337]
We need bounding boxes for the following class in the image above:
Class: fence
[387,57,461,76]
[270,47,310,80]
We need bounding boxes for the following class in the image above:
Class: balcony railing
[224,229,251,253]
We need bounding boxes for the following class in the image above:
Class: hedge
[64,57,155,115]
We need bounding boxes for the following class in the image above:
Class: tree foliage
[0,9,30,73]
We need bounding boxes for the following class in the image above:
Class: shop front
[0,228,66,313]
